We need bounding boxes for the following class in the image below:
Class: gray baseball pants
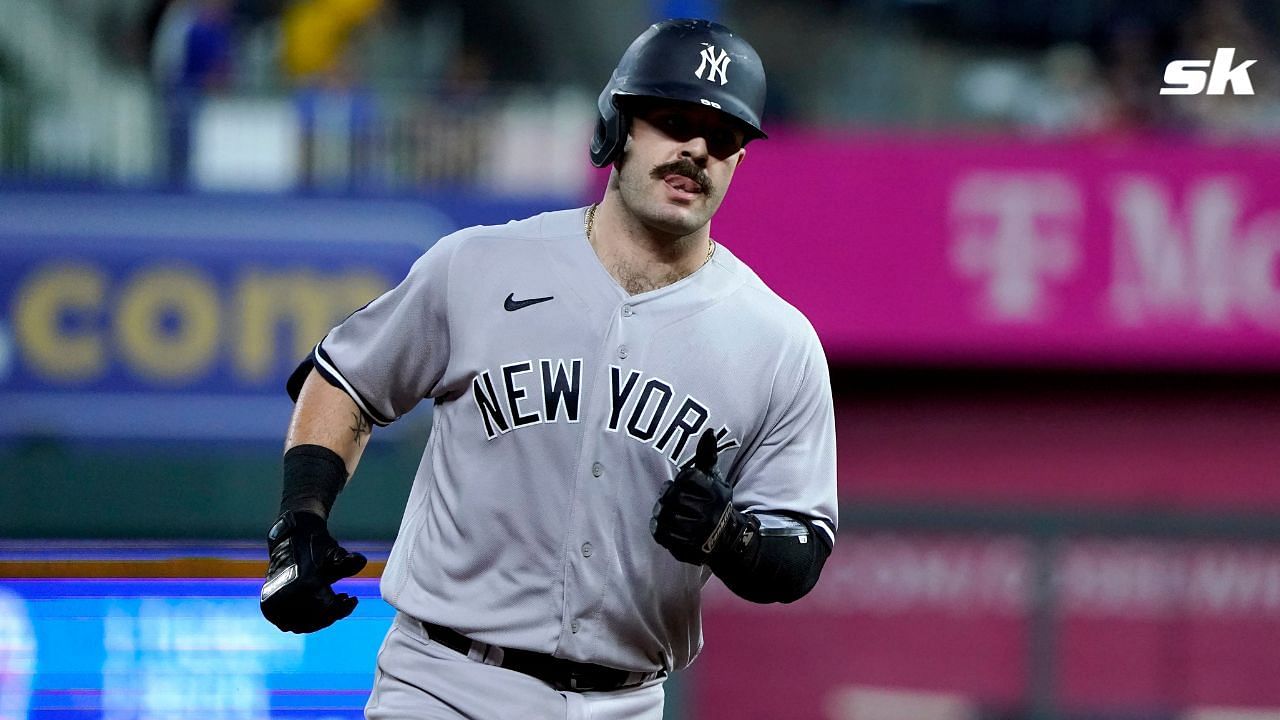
[365,614,665,720]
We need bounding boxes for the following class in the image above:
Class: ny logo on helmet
[696,45,731,85]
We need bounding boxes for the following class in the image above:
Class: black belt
[419,620,664,692]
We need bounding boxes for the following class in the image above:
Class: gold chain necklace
[585,203,715,263]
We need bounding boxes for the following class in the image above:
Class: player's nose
[679,136,710,166]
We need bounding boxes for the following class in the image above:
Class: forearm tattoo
[349,411,371,446]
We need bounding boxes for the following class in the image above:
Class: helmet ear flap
[590,101,629,168]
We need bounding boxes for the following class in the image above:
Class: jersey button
[622,305,634,317]
[581,542,593,558]
[591,462,603,477]
[570,620,581,633]
[617,346,629,359]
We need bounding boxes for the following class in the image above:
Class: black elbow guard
[709,513,832,604]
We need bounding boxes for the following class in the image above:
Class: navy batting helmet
[589,18,768,168]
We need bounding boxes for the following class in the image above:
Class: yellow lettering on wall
[235,270,388,381]
[13,264,107,382]
[116,267,220,381]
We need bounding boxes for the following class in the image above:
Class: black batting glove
[260,511,367,633]
[651,429,751,566]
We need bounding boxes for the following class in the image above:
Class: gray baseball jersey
[307,206,837,673]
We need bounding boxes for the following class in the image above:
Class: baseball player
[260,18,837,720]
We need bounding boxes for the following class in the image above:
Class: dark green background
[0,433,428,540]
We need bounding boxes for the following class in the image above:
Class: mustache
[650,159,713,195]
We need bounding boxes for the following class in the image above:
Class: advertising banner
[697,534,1280,719]
[0,578,391,719]
[716,136,1280,368]
[0,191,446,440]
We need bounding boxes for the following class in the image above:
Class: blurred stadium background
[2,0,1280,718]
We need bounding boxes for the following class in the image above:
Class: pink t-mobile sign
[715,134,1280,368]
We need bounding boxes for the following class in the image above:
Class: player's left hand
[650,429,744,565]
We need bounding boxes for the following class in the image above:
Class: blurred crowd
[101,0,1280,139]
[3,0,1277,190]
[963,0,1280,138]
[126,0,520,96]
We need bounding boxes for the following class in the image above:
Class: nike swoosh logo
[504,293,555,311]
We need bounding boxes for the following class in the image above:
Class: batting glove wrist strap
[279,444,348,518]
[260,510,367,633]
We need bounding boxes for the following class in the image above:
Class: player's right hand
[260,511,367,633]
